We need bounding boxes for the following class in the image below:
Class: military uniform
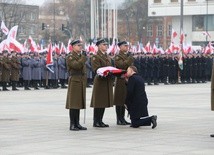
[113,43,134,125]
[58,54,67,88]
[10,54,21,90]
[66,39,87,131]
[91,39,114,127]
[2,51,11,91]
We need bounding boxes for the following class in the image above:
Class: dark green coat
[113,52,134,106]
[2,57,11,82]
[10,56,21,81]
[66,52,87,109]
[211,63,214,111]
[90,51,114,108]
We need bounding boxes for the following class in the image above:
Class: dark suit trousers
[131,116,152,128]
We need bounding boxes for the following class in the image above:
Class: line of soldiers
[0,47,213,91]
[133,52,213,85]
[0,50,69,91]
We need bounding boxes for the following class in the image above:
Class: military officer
[22,52,33,90]
[91,38,114,128]
[58,52,67,88]
[66,39,87,131]
[113,41,134,125]
[0,53,3,90]
[10,51,21,90]
[1,50,11,91]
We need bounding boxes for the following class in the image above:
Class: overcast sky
[26,0,45,6]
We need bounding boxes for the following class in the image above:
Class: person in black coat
[125,66,157,129]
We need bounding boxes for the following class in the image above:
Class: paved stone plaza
[0,83,214,155]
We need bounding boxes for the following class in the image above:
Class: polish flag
[1,21,9,35]
[144,41,151,53]
[55,43,60,55]
[9,38,24,53]
[171,28,178,40]
[60,42,66,53]
[7,25,18,40]
[67,39,72,53]
[28,36,37,52]
[46,43,54,73]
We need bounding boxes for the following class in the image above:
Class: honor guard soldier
[91,38,114,128]
[113,41,134,125]
[66,39,87,131]
[10,51,21,90]
[2,50,11,91]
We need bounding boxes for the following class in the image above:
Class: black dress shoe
[70,125,79,131]
[76,124,87,130]
[3,88,9,91]
[93,122,102,127]
[151,115,157,129]
[117,120,125,125]
[12,88,19,91]
[61,85,67,88]
[25,87,31,90]
[123,120,131,125]
[210,134,214,137]
[100,122,109,127]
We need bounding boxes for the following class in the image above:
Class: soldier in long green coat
[10,51,21,90]
[66,39,87,131]
[1,50,11,91]
[90,38,114,128]
[210,62,214,137]
[113,41,134,125]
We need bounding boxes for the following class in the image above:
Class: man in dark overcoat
[113,41,134,125]
[125,66,157,129]
[90,38,114,128]
[66,39,87,131]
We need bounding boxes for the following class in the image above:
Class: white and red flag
[28,36,37,52]
[1,21,9,35]
[7,25,18,40]
[97,66,126,77]
[46,43,54,73]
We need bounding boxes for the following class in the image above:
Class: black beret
[70,39,82,46]
[96,38,108,46]
[117,41,128,47]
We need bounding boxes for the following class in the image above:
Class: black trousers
[131,116,152,128]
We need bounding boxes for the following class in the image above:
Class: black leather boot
[12,81,19,90]
[69,109,79,131]
[116,106,124,125]
[99,108,109,127]
[75,109,87,130]
[121,106,131,125]
[93,108,102,127]
[2,82,9,91]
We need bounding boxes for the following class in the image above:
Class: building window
[154,0,161,3]
[30,12,36,20]
[157,25,163,37]
[192,15,205,31]
[193,15,214,31]
[171,0,178,2]
[147,25,153,37]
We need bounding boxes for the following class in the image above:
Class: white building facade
[148,0,214,46]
